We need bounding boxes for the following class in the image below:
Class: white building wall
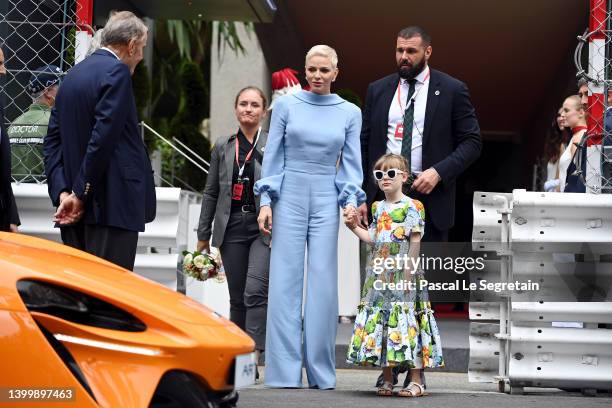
[210,22,270,145]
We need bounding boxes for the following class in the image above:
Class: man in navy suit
[44,11,155,270]
[0,44,20,232]
[358,26,481,241]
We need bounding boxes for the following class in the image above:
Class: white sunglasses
[373,168,405,181]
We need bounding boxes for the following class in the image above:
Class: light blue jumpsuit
[254,90,365,389]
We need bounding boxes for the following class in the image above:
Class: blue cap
[27,65,62,96]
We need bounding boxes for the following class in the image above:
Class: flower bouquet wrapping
[182,249,224,282]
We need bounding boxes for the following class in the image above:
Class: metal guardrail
[470,189,612,395]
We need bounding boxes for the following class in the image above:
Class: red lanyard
[396,68,431,111]
[235,127,261,178]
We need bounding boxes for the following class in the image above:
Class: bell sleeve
[336,107,366,208]
[254,97,288,207]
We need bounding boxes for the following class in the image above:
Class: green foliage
[337,88,362,108]
[133,19,249,191]
[168,61,210,191]
[63,26,76,69]
[217,21,252,58]
[132,62,151,121]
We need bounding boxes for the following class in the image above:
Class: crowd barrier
[12,183,188,293]
[470,189,612,395]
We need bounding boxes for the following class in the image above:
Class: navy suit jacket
[0,105,20,230]
[361,69,481,231]
[44,49,156,232]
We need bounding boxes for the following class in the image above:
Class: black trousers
[60,223,139,271]
[220,212,270,350]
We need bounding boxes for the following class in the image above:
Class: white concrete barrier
[470,189,612,394]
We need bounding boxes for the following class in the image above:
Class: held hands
[54,192,84,225]
[343,205,358,230]
[357,203,369,228]
[411,167,441,195]
[257,206,272,235]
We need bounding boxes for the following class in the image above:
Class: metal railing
[140,121,209,193]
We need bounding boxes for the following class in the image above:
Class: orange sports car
[0,232,256,407]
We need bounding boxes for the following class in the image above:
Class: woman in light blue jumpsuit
[255,45,365,389]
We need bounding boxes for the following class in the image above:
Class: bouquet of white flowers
[182,250,221,282]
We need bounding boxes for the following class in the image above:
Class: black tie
[401,78,417,185]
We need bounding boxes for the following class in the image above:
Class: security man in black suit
[358,26,481,241]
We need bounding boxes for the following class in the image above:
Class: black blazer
[0,105,20,230]
[44,49,156,232]
[361,69,481,231]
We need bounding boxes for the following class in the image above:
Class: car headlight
[17,280,146,332]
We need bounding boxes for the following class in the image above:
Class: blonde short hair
[305,45,338,69]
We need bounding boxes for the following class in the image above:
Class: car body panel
[0,232,255,407]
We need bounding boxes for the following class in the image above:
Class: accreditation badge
[394,123,404,140]
[232,179,244,200]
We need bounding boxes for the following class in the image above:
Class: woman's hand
[258,206,273,235]
[197,240,210,253]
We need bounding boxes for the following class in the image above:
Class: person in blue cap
[7,64,62,183]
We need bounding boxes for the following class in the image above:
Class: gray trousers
[220,212,270,350]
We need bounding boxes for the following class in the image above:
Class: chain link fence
[574,4,612,194]
[0,0,85,183]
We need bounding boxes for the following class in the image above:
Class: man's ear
[128,38,137,55]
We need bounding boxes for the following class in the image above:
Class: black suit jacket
[0,105,20,230]
[361,69,481,231]
[44,49,156,232]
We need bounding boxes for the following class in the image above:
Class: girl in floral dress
[343,154,444,397]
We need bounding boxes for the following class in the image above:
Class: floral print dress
[346,196,444,369]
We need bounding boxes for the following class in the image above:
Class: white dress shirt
[100,47,120,60]
[386,65,430,175]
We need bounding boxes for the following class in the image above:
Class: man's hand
[357,203,369,228]
[9,224,18,233]
[197,240,210,253]
[59,191,71,204]
[412,168,441,194]
[54,193,84,225]
[257,206,272,235]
